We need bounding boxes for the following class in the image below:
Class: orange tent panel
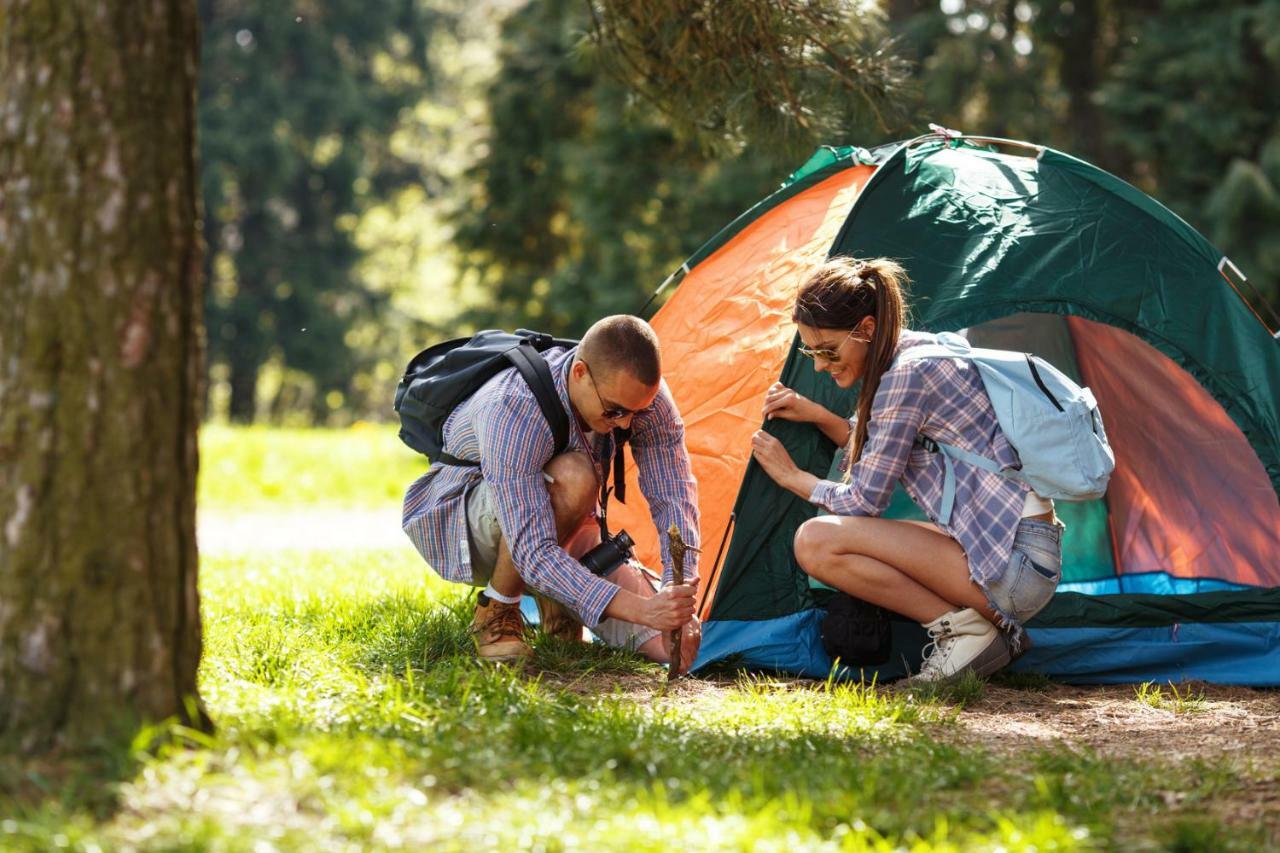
[607,165,877,612]
[1069,316,1280,587]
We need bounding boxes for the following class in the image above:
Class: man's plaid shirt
[809,330,1029,588]
[402,346,700,628]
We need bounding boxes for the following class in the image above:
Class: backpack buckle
[515,329,553,348]
[918,436,939,453]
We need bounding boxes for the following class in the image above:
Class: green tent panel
[668,133,1280,684]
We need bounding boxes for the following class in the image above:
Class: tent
[607,130,1280,686]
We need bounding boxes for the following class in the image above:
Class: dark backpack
[394,329,579,467]
[819,593,892,666]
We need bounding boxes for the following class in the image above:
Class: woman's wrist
[786,469,819,500]
[813,406,852,446]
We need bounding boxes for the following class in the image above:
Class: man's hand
[762,382,817,423]
[662,615,702,675]
[641,582,697,632]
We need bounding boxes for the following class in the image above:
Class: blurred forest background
[199,0,1280,426]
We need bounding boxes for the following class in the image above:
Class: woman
[750,256,1063,682]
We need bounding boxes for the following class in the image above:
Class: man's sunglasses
[582,360,639,421]
[797,329,870,362]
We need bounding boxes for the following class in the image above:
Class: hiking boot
[907,608,1011,684]
[535,593,584,643]
[470,593,531,663]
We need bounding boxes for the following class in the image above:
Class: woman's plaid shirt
[808,330,1029,589]
[402,346,700,628]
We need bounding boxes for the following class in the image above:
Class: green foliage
[199,0,446,421]
[195,0,1280,424]
[585,0,908,153]
[1102,0,1280,317]
[888,0,1280,312]
[451,0,808,336]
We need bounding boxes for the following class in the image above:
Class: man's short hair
[579,315,661,386]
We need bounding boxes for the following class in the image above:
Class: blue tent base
[693,610,1280,686]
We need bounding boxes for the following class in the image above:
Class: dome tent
[608,130,1280,685]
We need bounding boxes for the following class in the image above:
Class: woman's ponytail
[793,257,908,476]
[849,260,907,467]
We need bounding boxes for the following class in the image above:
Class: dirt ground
[545,672,1280,832]
[552,673,1280,765]
[947,682,1280,762]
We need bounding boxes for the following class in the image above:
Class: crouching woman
[750,257,1063,682]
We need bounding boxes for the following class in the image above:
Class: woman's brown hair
[792,256,909,469]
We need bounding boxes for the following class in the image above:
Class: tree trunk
[0,0,206,752]
[227,354,258,423]
[1056,0,1110,170]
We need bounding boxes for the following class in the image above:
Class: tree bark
[0,0,206,752]
[227,354,258,423]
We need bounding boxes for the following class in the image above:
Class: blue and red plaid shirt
[402,346,700,627]
[808,330,1029,589]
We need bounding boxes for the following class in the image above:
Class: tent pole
[698,511,736,622]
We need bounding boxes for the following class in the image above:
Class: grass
[198,422,425,511]
[1134,681,1209,714]
[1,426,1271,850]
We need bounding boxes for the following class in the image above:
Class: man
[402,315,701,671]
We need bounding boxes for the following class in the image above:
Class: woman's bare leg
[794,515,997,624]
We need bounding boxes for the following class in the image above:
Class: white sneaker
[908,608,1010,683]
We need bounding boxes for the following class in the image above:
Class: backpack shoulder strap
[504,340,571,457]
[892,331,973,366]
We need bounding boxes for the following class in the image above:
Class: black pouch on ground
[819,592,892,665]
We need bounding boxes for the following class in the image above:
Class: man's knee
[545,451,597,525]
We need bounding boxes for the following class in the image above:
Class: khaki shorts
[464,480,661,651]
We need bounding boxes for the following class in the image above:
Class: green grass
[1134,681,1210,714]
[198,423,426,511]
[1,427,1270,850]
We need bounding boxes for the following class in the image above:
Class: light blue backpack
[895,331,1115,524]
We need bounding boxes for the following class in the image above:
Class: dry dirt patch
[948,683,1280,764]
[545,673,1280,767]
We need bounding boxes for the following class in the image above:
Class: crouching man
[402,316,701,672]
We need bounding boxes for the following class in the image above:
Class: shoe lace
[488,603,525,640]
[918,621,953,678]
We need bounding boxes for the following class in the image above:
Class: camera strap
[597,427,630,539]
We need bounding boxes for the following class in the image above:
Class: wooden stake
[667,524,686,682]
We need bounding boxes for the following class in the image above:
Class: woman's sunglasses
[797,329,870,362]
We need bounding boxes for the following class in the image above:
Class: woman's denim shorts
[983,517,1064,638]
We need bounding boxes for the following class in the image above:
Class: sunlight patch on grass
[199,423,425,511]
[4,433,1268,851]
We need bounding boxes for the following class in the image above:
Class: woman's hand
[752,429,798,484]
[764,382,852,446]
[752,430,821,498]
[762,382,817,423]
